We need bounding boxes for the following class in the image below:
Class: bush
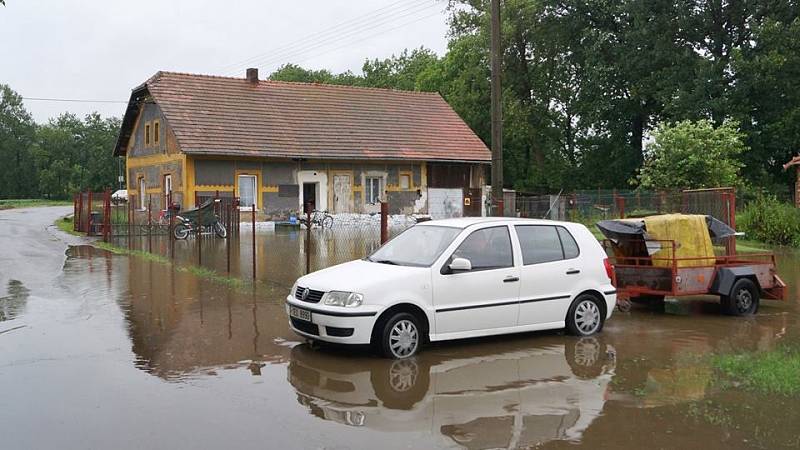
[737,195,800,246]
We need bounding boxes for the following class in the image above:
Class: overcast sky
[0,0,450,123]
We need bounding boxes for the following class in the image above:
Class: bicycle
[299,209,334,228]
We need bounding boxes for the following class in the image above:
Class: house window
[399,173,411,190]
[144,123,151,146]
[238,175,257,210]
[163,174,172,206]
[138,176,146,210]
[153,120,160,145]
[365,176,382,204]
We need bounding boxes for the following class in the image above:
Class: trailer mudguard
[710,267,760,296]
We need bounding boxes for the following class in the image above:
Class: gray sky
[0,0,450,123]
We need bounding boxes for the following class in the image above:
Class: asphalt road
[0,206,78,290]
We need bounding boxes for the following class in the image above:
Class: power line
[217,0,431,73]
[22,97,127,104]
[247,2,441,74]
[222,0,442,76]
[273,9,443,72]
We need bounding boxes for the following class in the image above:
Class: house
[113,69,491,219]
[783,155,800,207]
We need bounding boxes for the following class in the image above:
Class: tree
[635,120,745,190]
[0,84,36,198]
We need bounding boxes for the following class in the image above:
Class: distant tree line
[0,84,121,199]
[271,0,800,194]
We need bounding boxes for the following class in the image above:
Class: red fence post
[251,203,256,281]
[103,189,111,242]
[616,196,626,219]
[726,190,737,256]
[380,201,389,245]
[87,191,94,236]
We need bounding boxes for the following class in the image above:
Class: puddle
[1,243,799,449]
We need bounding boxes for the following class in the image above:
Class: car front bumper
[285,295,380,345]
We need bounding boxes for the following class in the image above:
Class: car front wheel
[566,295,605,336]
[378,312,422,359]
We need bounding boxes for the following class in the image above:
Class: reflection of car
[287,339,615,448]
[286,217,617,358]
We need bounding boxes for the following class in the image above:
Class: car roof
[417,216,578,229]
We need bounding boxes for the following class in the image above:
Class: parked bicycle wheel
[321,214,333,228]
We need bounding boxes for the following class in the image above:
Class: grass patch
[91,240,251,290]
[713,343,800,396]
[54,216,83,236]
[0,199,72,210]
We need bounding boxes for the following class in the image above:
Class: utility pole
[490,0,503,216]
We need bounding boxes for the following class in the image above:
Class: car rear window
[515,225,579,265]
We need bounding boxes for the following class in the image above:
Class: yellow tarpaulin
[643,214,715,268]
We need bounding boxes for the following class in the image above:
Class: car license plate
[289,305,311,322]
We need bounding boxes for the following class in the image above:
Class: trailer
[598,214,786,315]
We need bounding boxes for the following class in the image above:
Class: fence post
[87,191,94,236]
[226,201,231,274]
[128,194,132,250]
[380,201,389,244]
[616,196,626,219]
[251,204,256,281]
[197,215,202,265]
[103,189,111,242]
[726,191,737,256]
[169,192,174,260]
[147,194,152,253]
[305,203,311,275]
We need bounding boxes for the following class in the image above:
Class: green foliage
[713,343,800,396]
[737,195,800,246]
[0,83,121,200]
[636,120,745,190]
[0,199,71,210]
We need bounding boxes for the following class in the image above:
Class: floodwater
[1,207,799,449]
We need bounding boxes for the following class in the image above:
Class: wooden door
[333,174,351,213]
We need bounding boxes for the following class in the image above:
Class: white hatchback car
[286,217,616,358]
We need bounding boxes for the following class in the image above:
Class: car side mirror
[448,257,472,273]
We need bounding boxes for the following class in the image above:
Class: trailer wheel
[721,278,759,316]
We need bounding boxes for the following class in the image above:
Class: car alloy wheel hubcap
[575,300,600,334]
[389,320,418,358]
[389,359,419,392]
[736,289,752,312]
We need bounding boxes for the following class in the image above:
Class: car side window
[557,226,580,259]
[451,226,513,271]
[515,225,566,265]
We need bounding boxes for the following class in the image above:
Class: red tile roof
[119,71,490,162]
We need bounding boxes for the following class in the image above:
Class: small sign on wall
[464,197,472,206]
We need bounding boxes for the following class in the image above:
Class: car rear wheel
[721,278,759,316]
[378,312,422,359]
[566,294,604,336]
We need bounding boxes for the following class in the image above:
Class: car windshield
[367,225,461,267]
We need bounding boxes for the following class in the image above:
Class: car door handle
[566,269,580,275]
[503,276,519,283]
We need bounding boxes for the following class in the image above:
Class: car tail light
[603,258,615,283]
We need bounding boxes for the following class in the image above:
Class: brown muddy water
[2,217,800,448]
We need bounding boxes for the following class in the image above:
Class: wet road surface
[1,207,799,449]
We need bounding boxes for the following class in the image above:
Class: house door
[333,174,351,213]
[303,182,317,212]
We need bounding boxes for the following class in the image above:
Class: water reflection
[288,338,616,448]
[0,279,29,321]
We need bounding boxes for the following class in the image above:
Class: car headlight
[323,291,364,307]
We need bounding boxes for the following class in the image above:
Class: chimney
[246,68,259,84]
